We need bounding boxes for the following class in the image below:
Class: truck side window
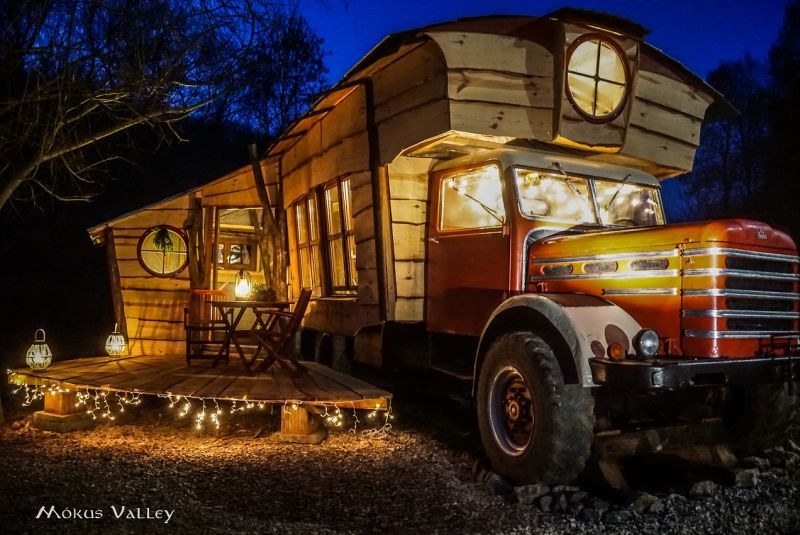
[439,165,505,231]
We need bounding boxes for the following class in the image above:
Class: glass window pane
[308,196,318,242]
[598,42,625,83]
[326,185,342,235]
[514,169,597,224]
[440,165,505,230]
[164,252,186,273]
[310,245,322,296]
[347,234,358,286]
[141,251,164,274]
[299,248,312,289]
[594,180,665,227]
[342,179,354,232]
[217,244,225,264]
[595,80,626,116]
[296,203,308,244]
[228,244,243,265]
[569,40,599,76]
[329,237,345,288]
[138,227,188,276]
[567,73,596,115]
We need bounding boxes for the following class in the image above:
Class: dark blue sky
[302,0,791,83]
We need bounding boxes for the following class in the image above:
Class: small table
[211,300,291,375]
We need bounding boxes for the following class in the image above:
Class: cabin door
[426,164,510,336]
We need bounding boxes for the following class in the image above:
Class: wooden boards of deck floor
[10,355,390,409]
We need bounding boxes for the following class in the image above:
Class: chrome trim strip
[683,247,800,263]
[683,268,799,281]
[682,289,800,300]
[684,330,800,339]
[603,288,678,296]
[530,269,678,282]
[682,310,800,319]
[533,249,678,265]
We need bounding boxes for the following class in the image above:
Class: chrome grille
[682,248,800,339]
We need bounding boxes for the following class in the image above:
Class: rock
[735,469,759,488]
[630,492,659,514]
[514,483,551,505]
[551,484,580,493]
[570,491,588,504]
[590,497,610,513]
[484,472,513,496]
[741,456,770,471]
[648,499,665,514]
[605,510,633,524]
[569,502,584,516]
[579,507,604,522]
[786,438,800,454]
[538,495,553,513]
[554,493,569,513]
[689,480,719,498]
[765,447,786,465]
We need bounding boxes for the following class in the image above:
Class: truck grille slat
[683,248,800,338]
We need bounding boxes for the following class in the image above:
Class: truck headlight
[632,329,659,360]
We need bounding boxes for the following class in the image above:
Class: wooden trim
[106,228,129,348]
[364,79,388,321]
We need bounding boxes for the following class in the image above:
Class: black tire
[476,331,595,484]
[725,382,799,455]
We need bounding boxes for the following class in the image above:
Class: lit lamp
[26,329,53,371]
[105,323,127,356]
[234,270,252,299]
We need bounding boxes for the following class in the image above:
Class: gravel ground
[1,392,799,534]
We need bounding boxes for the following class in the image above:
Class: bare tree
[0,0,325,211]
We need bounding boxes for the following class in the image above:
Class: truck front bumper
[589,355,800,390]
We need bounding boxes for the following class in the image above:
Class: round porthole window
[137,225,189,277]
[565,35,629,122]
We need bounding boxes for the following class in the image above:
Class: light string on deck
[8,373,393,436]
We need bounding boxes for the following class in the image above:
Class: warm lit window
[325,178,357,293]
[566,36,628,121]
[440,165,506,231]
[594,180,664,227]
[137,226,189,277]
[295,196,322,296]
[514,169,596,224]
[217,236,257,271]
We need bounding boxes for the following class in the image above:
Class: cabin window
[137,226,189,277]
[439,165,505,231]
[324,178,357,293]
[565,35,628,122]
[217,236,257,271]
[295,196,322,296]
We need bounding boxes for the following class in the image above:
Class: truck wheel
[476,331,594,484]
[725,382,799,455]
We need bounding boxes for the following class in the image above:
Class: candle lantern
[105,323,127,356]
[26,329,53,371]
[234,270,252,299]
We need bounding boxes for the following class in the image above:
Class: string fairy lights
[6,370,393,436]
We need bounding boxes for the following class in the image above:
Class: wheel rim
[488,365,534,456]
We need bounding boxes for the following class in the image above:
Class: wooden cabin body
[266,13,722,365]
[87,165,279,356]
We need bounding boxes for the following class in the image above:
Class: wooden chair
[251,289,312,373]
[184,289,230,365]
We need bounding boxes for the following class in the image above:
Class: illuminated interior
[566,38,627,119]
[514,168,664,227]
[440,165,506,230]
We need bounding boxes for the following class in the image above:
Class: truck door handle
[429,237,439,244]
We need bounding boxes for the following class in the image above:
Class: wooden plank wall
[429,31,555,142]
[109,195,194,356]
[387,155,434,321]
[200,165,263,208]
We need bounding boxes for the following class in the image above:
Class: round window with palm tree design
[137,225,189,277]
[565,35,629,122]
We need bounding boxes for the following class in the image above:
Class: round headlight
[632,329,659,359]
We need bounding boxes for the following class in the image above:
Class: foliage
[152,226,174,253]
[0,0,326,212]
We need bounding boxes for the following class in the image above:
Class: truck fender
[474,293,643,393]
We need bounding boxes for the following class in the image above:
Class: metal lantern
[234,270,252,299]
[26,329,53,371]
[105,323,127,356]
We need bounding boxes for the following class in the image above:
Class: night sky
[302,0,790,83]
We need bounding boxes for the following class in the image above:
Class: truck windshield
[513,168,664,227]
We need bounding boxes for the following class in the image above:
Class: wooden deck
[9,355,390,410]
